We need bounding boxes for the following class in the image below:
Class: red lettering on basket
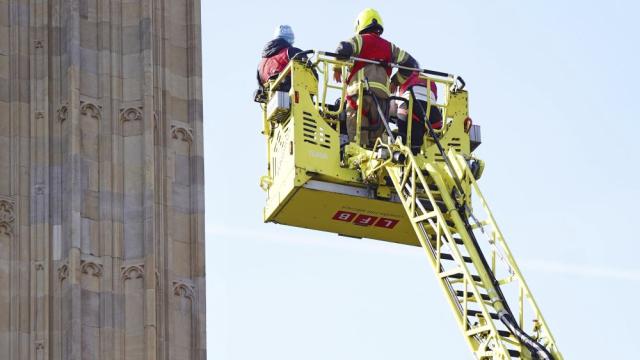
[332,211,399,229]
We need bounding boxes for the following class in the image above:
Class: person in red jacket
[332,8,418,148]
[390,70,443,154]
[256,25,302,92]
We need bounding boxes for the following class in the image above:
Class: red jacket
[398,72,442,128]
[400,72,438,101]
[346,33,392,85]
[258,47,290,84]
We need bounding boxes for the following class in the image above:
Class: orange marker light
[464,117,473,133]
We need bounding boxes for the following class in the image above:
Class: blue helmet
[273,24,295,45]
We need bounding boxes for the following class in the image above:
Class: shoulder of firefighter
[336,34,417,72]
[336,34,418,95]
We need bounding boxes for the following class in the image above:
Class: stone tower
[0,1,205,359]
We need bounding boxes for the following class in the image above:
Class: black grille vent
[302,116,331,149]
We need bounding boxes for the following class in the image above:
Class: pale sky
[204,1,640,358]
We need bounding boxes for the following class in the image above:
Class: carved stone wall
[0,1,205,359]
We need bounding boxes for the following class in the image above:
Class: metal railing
[264,50,464,149]
[310,50,461,148]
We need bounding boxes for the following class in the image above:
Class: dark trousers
[397,100,442,154]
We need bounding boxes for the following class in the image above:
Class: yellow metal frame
[259,53,563,360]
[377,142,563,359]
[450,153,563,358]
[402,74,453,148]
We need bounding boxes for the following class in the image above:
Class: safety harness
[345,33,393,125]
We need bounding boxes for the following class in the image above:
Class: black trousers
[397,118,425,154]
[397,100,442,154]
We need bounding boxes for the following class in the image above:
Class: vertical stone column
[0,1,206,359]
[0,0,13,355]
[156,1,205,359]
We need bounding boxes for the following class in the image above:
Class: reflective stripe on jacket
[346,33,392,95]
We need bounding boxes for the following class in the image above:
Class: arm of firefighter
[334,35,362,82]
[390,73,400,93]
[335,35,362,59]
[391,44,418,84]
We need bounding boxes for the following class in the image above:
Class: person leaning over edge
[333,8,418,148]
[256,25,302,93]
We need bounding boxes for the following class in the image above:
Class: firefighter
[333,8,418,148]
[390,70,443,154]
[256,25,302,92]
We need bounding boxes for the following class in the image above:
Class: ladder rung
[477,349,520,359]
[455,290,491,302]
[465,326,513,339]
[447,273,482,283]
[418,200,447,212]
[440,253,472,263]
[465,325,491,337]
[451,237,464,245]
[416,182,440,195]
[418,171,436,184]
[466,309,499,320]
[413,211,437,223]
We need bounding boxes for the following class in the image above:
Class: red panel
[374,217,399,229]
[332,210,357,222]
[353,214,379,227]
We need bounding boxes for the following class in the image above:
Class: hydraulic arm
[376,142,562,359]
[349,66,562,359]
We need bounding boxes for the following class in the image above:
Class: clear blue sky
[204,1,640,358]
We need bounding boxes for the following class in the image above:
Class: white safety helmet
[273,24,295,45]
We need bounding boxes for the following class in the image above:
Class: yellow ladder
[384,147,563,360]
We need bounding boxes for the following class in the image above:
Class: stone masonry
[0,1,205,359]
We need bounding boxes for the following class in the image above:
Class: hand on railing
[332,67,343,83]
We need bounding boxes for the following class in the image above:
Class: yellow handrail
[451,152,564,359]
[267,62,293,94]
[396,73,454,148]
[314,54,350,118]
[265,52,460,152]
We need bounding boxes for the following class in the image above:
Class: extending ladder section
[384,149,563,360]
